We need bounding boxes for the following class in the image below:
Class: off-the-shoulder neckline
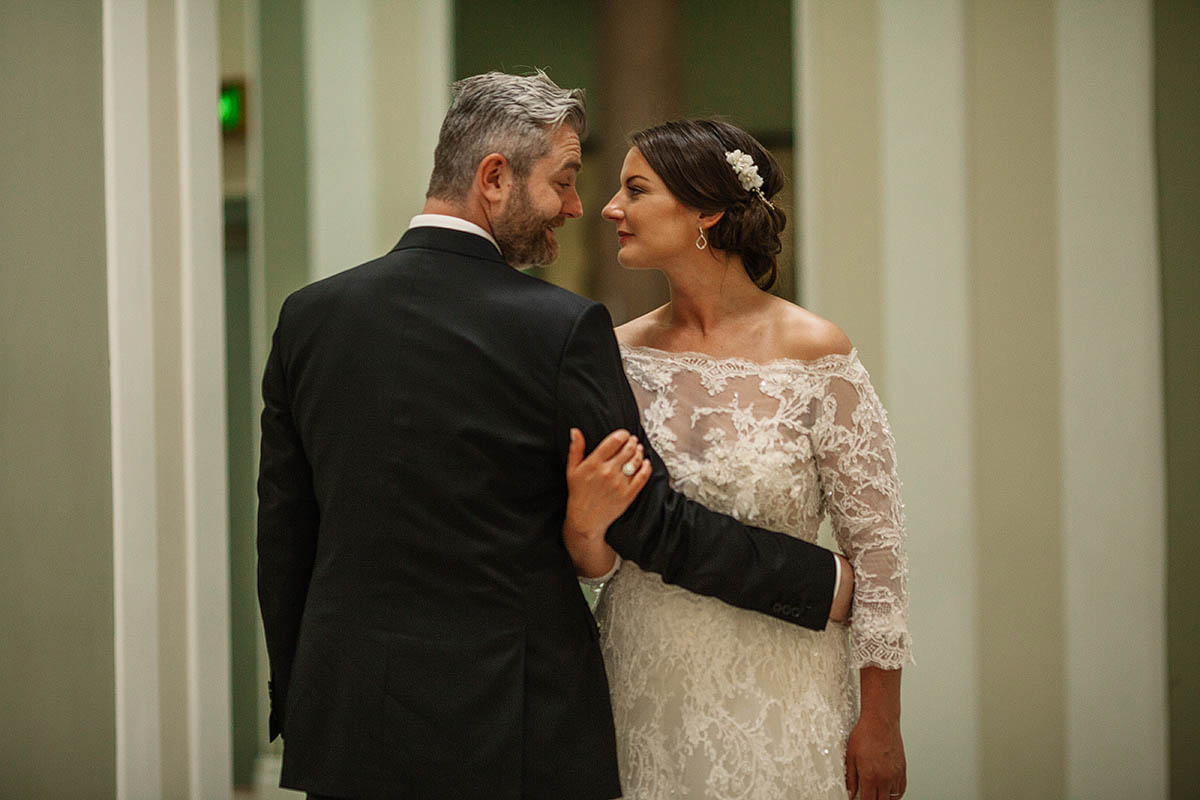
[619,342,859,370]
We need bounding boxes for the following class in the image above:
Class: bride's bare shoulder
[614,305,669,347]
[774,301,853,361]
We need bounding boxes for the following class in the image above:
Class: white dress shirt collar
[408,214,501,254]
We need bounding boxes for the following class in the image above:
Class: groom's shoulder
[275,248,607,335]
[496,269,604,326]
[521,274,595,314]
[278,251,400,310]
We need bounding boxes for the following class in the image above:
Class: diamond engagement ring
[621,461,637,477]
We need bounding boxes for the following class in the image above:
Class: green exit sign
[220,81,244,136]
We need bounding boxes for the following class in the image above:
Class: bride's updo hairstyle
[631,119,787,290]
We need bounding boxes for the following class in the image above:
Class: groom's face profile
[492,125,583,268]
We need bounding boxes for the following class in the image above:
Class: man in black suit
[257,71,853,800]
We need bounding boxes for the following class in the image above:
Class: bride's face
[602,147,698,270]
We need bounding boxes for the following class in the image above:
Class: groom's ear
[477,153,511,205]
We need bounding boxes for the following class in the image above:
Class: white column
[794,0,883,362]
[371,0,453,251]
[303,0,452,278]
[304,0,379,279]
[1055,1,1166,796]
[104,1,163,796]
[176,0,233,796]
[877,2,980,797]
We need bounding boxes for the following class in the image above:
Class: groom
[258,70,852,800]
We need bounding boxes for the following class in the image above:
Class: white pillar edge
[417,0,453,179]
[369,0,453,247]
[103,1,164,797]
[176,0,233,796]
[876,2,980,797]
[304,0,379,280]
[1054,1,1167,797]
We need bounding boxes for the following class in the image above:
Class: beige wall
[967,3,1067,794]
[0,2,116,796]
[148,1,192,793]
[876,2,979,793]
[797,1,885,368]
[797,1,1166,797]
[1055,2,1165,794]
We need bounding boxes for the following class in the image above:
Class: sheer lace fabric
[594,345,911,800]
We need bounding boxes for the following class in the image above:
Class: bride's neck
[662,253,766,337]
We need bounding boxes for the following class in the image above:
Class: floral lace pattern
[594,345,911,800]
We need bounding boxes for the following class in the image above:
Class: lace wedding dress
[594,345,912,800]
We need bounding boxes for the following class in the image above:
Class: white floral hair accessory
[724,149,775,209]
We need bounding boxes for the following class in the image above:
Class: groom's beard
[493,183,564,269]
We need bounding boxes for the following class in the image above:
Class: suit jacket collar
[391,226,509,266]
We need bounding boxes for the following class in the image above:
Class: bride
[563,119,912,800]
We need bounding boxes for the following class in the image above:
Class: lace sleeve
[811,360,912,669]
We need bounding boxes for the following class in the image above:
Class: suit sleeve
[555,303,837,630]
[256,301,319,741]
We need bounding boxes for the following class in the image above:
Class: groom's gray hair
[426,70,587,202]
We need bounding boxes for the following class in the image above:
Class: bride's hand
[845,667,906,799]
[562,428,650,577]
[564,428,650,540]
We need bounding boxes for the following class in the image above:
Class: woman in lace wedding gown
[568,120,912,800]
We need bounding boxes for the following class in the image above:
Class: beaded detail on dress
[594,344,911,800]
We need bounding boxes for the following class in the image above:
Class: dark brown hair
[631,119,786,289]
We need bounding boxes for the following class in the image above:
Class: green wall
[1156,1,1200,795]
[0,1,116,797]
[681,0,794,141]
[454,0,598,116]
[454,0,793,140]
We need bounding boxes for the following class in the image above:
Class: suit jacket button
[772,603,783,613]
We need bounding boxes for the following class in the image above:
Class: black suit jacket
[257,226,837,799]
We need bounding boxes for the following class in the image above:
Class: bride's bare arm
[846,667,906,798]
[563,428,651,578]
